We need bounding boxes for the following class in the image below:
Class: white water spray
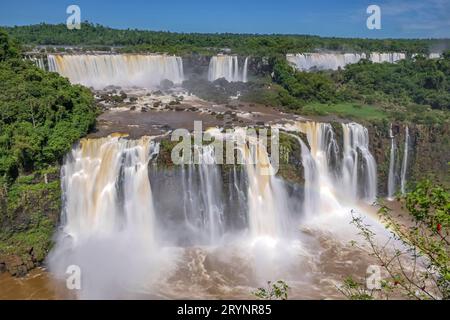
[400,126,410,194]
[387,124,396,200]
[48,54,184,89]
[287,52,406,71]
[208,55,248,82]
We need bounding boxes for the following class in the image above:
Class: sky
[0,0,449,38]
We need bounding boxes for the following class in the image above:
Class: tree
[340,180,450,300]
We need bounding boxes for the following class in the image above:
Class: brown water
[0,227,382,300]
[0,268,70,300]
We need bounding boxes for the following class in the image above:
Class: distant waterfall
[48,54,184,89]
[400,126,410,194]
[368,52,406,63]
[25,55,46,70]
[242,57,249,83]
[287,52,406,71]
[387,124,397,200]
[208,55,249,82]
[428,53,441,59]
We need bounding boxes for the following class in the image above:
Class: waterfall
[48,135,163,298]
[60,135,158,239]
[387,124,397,200]
[176,144,226,244]
[342,123,377,203]
[369,52,406,63]
[287,52,406,71]
[289,135,319,218]
[47,54,184,89]
[26,55,46,70]
[47,121,387,298]
[284,121,377,214]
[242,57,249,83]
[400,126,410,194]
[208,55,248,82]
[429,53,441,59]
[287,53,366,71]
[237,129,288,238]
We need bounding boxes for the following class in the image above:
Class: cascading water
[387,124,397,200]
[342,123,377,203]
[242,57,249,83]
[290,135,319,218]
[26,56,46,70]
[287,52,406,71]
[236,128,290,239]
[153,144,227,245]
[48,135,166,299]
[400,126,410,194]
[368,52,406,63]
[428,53,441,59]
[47,54,184,89]
[287,53,367,71]
[60,135,158,238]
[47,120,391,299]
[208,55,248,82]
[284,121,377,216]
[299,122,342,214]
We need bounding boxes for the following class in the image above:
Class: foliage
[0,30,96,271]
[266,55,450,122]
[340,56,450,111]
[341,180,450,300]
[302,102,388,121]
[0,29,98,182]
[4,23,446,56]
[253,280,290,300]
[0,169,61,264]
[337,277,375,300]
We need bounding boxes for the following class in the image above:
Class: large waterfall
[48,120,386,298]
[59,135,159,238]
[208,55,249,82]
[49,135,164,298]
[48,54,184,89]
[287,52,406,71]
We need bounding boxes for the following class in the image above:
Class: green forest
[0,30,97,268]
[264,53,450,123]
[4,22,448,55]
[0,31,97,184]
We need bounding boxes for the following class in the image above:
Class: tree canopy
[0,29,97,182]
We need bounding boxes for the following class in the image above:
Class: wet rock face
[366,121,450,196]
[182,54,211,78]
[0,170,61,277]
[0,254,34,277]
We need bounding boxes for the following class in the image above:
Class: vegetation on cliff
[0,30,97,274]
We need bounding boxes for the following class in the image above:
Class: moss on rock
[0,167,60,276]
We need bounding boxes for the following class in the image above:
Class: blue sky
[0,0,449,38]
